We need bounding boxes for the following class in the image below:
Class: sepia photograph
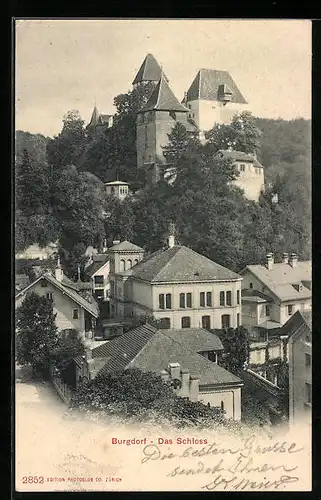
[14,19,312,492]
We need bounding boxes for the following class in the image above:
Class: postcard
[14,18,312,492]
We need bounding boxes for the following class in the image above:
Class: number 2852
[22,476,44,484]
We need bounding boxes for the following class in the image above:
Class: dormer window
[239,164,245,172]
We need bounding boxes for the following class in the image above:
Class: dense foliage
[212,327,250,374]
[70,368,225,428]
[15,89,311,277]
[16,292,59,375]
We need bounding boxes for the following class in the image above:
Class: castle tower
[87,104,113,133]
[132,53,168,88]
[136,73,195,184]
[185,69,248,133]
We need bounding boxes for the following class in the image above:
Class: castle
[88,53,264,201]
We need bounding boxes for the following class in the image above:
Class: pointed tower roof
[132,54,168,85]
[88,105,100,127]
[140,74,189,113]
[186,69,247,104]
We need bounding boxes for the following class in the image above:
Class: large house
[75,323,243,420]
[107,231,242,337]
[184,68,248,132]
[241,253,311,340]
[215,150,265,202]
[15,258,99,339]
[282,310,312,426]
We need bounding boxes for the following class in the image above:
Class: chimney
[282,252,289,264]
[160,369,170,383]
[289,253,298,268]
[189,376,199,403]
[168,362,180,380]
[168,223,175,248]
[55,255,63,282]
[86,349,92,361]
[103,238,108,253]
[180,369,190,398]
[266,253,274,270]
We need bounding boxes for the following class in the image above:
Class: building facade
[216,150,265,202]
[184,68,248,132]
[15,260,99,338]
[108,235,242,333]
[284,311,312,426]
[84,254,110,300]
[104,180,130,201]
[241,253,311,340]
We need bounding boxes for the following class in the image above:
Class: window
[72,309,79,320]
[202,315,211,330]
[305,353,311,367]
[226,291,232,306]
[180,293,192,308]
[237,313,240,327]
[94,275,104,285]
[110,281,115,297]
[237,290,240,305]
[111,186,115,194]
[249,282,253,289]
[208,351,217,363]
[159,317,171,329]
[126,259,132,270]
[181,316,191,328]
[134,259,139,265]
[206,292,212,307]
[221,401,225,411]
[200,292,205,307]
[220,291,225,306]
[41,279,47,288]
[95,289,104,299]
[265,305,270,317]
[305,382,312,404]
[287,304,294,316]
[120,259,125,271]
[306,331,311,343]
[159,294,165,309]
[46,292,53,301]
[221,314,230,329]
[240,164,245,172]
[166,293,172,309]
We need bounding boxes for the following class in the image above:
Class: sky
[15,19,311,138]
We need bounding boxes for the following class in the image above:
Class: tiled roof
[186,69,247,104]
[130,245,241,283]
[85,256,109,277]
[132,53,168,85]
[16,272,99,317]
[141,74,190,113]
[161,328,224,352]
[93,324,241,386]
[282,310,312,340]
[108,241,144,252]
[217,150,264,168]
[128,331,242,387]
[243,261,312,302]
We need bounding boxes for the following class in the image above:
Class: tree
[212,326,250,374]
[46,110,88,171]
[50,329,85,387]
[70,368,224,427]
[16,149,50,215]
[104,196,135,245]
[206,111,262,154]
[162,122,201,166]
[16,292,59,375]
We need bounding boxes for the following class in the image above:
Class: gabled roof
[130,245,241,283]
[161,328,224,352]
[93,324,242,386]
[85,256,109,277]
[108,240,144,252]
[132,54,168,85]
[282,310,312,343]
[88,105,100,127]
[140,74,190,113]
[217,150,264,169]
[186,69,247,104]
[242,261,312,302]
[15,272,99,317]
